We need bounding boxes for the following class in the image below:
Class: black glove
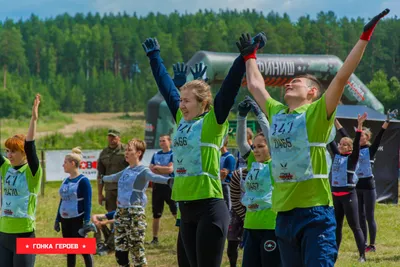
[236,32,267,59]
[173,62,187,88]
[190,63,208,82]
[244,96,262,117]
[142,37,160,55]
[54,221,60,232]
[238,99,252,117]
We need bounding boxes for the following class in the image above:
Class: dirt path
[36,112,144,138]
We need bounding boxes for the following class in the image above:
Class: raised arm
[26,94,41,176]
[247,96,271,149]
[236,100,252,158]
[325,9,390,118]
[349,113,367,166]
[143,38,181,120]
[335,119,350,138]
[381,109,398,130]
[213,55,246,124]
[368,109,396,157]
[236,33,270,116]
[328,141,340,156]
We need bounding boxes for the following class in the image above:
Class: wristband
[243,53,256,62]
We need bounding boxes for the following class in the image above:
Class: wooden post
[40,150,46,196]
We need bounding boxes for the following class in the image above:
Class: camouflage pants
[115,206,147,267]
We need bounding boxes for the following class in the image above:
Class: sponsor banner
[45,149,159,181]
[16,238,96,254]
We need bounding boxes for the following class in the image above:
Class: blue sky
[0,0,398,22]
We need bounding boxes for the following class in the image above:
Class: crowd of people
[0,8,396,267]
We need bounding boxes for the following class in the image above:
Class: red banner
[16,238,96,254]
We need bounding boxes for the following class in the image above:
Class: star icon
[83,245,86,248]
[26,245,29,248]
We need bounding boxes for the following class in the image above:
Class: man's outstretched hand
[360,9,390,41]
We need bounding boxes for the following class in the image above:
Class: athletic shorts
[152,183,177,219]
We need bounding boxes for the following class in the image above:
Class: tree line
[0,9,399,118]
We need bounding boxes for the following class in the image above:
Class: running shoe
[358,254,367,262]
[365,245,376,252]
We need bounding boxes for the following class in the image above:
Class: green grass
[34,182,400,267]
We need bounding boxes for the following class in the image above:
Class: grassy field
[33,181,400,267]
[3,112,400,266]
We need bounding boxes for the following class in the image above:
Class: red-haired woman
[0,94,42,267]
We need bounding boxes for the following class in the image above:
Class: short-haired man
[149,134,177,245]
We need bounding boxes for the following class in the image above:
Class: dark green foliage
[0,10,399,118]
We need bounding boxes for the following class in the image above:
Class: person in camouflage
[114,207,147,265]
[102,138,173,267]
[97,128,129,212]
[92,210,116,255]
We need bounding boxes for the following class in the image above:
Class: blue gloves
[173,62,188,88]
[142,37,160,55]
[190,63,208,82]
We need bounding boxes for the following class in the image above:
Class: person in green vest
[238,9,390,266]
[0,94,43,267]
[142,34,263,266]
[236,97,281,266]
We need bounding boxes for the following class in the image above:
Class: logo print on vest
[278,162,293,180]
[264,240,277,252]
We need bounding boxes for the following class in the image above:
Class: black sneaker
[150,239,159,245]
[146,238,159,245]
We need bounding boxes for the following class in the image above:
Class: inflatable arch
[145,51,384,149]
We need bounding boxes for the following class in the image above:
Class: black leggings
[242,229,281,267]
[61,216,93,267]
[333,193,365,256]
[179,198,229,267]
[357,189,377,245]
[227,241,240,267]
[0,231,36,267]
[177,230,190,267]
